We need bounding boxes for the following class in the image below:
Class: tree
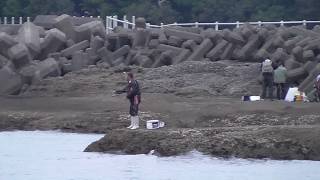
[1,0,320,23]
[78,0,107,16]
[2,0,28,17]
[170,0,196,22]
[25,0,75,17]
[124,1,180,24]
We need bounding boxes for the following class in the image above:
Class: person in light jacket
[274,63,287,100]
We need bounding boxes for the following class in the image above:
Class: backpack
[262,61,273,73]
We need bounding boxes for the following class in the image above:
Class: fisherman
[261,59,274,100]
[274,63,287,100]
[114,72,141,129]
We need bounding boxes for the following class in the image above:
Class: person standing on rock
[114,72,141,129]
[261,59,274,100]
[274,63,287,100]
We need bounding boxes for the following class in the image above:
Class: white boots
[127,116,134,129]
[131,116,139,129]
[127,116,139,129]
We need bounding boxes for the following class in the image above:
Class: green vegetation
[1,0,320,24]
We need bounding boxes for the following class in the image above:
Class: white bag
[285,87,308,102]
[285,87,299,102]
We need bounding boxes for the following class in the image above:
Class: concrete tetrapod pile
[1,15,320,98]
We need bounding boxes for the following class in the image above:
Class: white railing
[0,16,101,25]
[0,17,31,25]
[106,15,136,34]
[1,15,320,34]
[105,15,320,34]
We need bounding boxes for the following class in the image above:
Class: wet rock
[0,25,22,35]
[97,47,112,65]
[220,43,236,60]
[299,63,320,93]
[53,14,76,41]
[287,67,308,82]
[111,45,130,61]
[33,58,61,84]
[8,43,32,69]
[157,44,183,56]
[164,28,203,44]
[168,36,183,47]
[302,50,315,62]
[75,21,106,42]
[181,40,197,52]
[18,22,41,58]
[237,35,262,61]
[71,51,90,71]
[118,33,132,47]
[19,63,38,85]
[223,29,245,45]
[206,39,228,61]
[152,51,173,68]
[285,58,302,70]
[0,65,23,95]
[85,126,320,160]
[33,15,58,29]
[133,29,150,48]
[148,39,160,49]
[0,54,8,68]
[84,129,192,156]
[39,28,67,60]
[174,49,191,64]
[292,46,303,61]
[187,39,213,61]
[106,33,119,51]
[61,40,89,58]
[90,36,104,52]
[0,32,18,58]
[85,48,100,65]
[135,17,146,29]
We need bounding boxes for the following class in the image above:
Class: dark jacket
[126,80,141,103]
[116,80,141,104]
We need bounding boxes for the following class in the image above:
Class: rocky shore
[1,64,320,160]
[1,15,320,160]
[85,126,320,160]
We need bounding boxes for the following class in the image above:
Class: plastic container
[146,120,165,129]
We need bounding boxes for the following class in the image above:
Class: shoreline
[1,95,320,161]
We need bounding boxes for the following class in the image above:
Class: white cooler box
[146,120,165,129]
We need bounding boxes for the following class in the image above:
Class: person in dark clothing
[261,59,274,100]
[314,74,320,102]
[115,72,141,129]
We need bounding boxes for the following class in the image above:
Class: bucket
[146,120,165,129]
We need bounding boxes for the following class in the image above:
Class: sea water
[0,131,320,180]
